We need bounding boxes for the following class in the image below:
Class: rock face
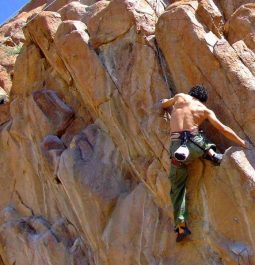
[0,0,255,264]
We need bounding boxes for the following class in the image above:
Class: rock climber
[160,85,247,242]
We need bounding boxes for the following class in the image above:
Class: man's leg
[169,136,206,241]
[189,132,223,165]
[169,162,191,241]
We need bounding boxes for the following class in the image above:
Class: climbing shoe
[204,152,223,166]
[175,226,191,242]
[210,153,223,166]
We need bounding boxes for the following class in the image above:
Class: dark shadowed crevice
[0,255,5,265]
[154,39,177,96]
[54,176,62,185]
[15,191,35,216]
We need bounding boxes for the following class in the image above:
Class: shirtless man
[160,85,247,242]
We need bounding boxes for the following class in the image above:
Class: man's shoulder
[175,93,186,97]
[203,107,215,117]
[174,93,188,100]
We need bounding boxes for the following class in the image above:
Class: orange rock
[40,134,66,173]
[87,0,157,48]
[59,1,89,21]
[24,11,72,84]
[21,0,47,12]
[44,0,80,12]
[12,44,45,95]
[197,0,224,37]
[61,117,93,146]
[0,103,10,125]
[232,40,255,75]
[54,20,114,107]
[1,0,255,264]
[0,208,89,264]
[59,0,110,25]
[217,0,253,19]
[0,66,12,93]
[33,89,74,135]
[225,3,255,52]
[0,6,45,45]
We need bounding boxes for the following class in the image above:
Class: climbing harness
[171,130,223,165]
[171,131,198,162]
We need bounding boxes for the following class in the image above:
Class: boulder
[12,44,45,95]
[41,135,66,173]
[58,1,89,21]
[44,0,80,12]
[1,0,255,264]
[156,1,255,146]
[197,0,224,37]
[217,0,253,20]
[24,11,72,84]
[87,0,157,48]
[33,89,74,135]
[59,0,110,25]
[225,3,255,52]
[0,208,89,265]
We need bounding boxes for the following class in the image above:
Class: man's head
[188,85,208,103]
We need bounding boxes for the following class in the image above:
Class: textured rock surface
[225,3,255,52]
[216,0,253,19]
[0,5,46,95]
[0,0,255,264]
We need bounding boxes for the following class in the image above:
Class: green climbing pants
[169,131,216,226]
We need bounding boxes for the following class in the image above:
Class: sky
[0,0,30,25]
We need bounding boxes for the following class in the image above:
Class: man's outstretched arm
[206,109,247,148]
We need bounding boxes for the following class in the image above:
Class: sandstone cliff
[0,0,255,264]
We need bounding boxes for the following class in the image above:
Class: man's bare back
[161,93,247,148]
[168,93,207,132]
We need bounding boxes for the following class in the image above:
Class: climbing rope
[155,38,171,92]
[22,0,60,28]
[0,1,29,28]
[154,39,173,128]
[0,0,60,45]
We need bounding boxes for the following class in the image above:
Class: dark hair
[188,85,208,103]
